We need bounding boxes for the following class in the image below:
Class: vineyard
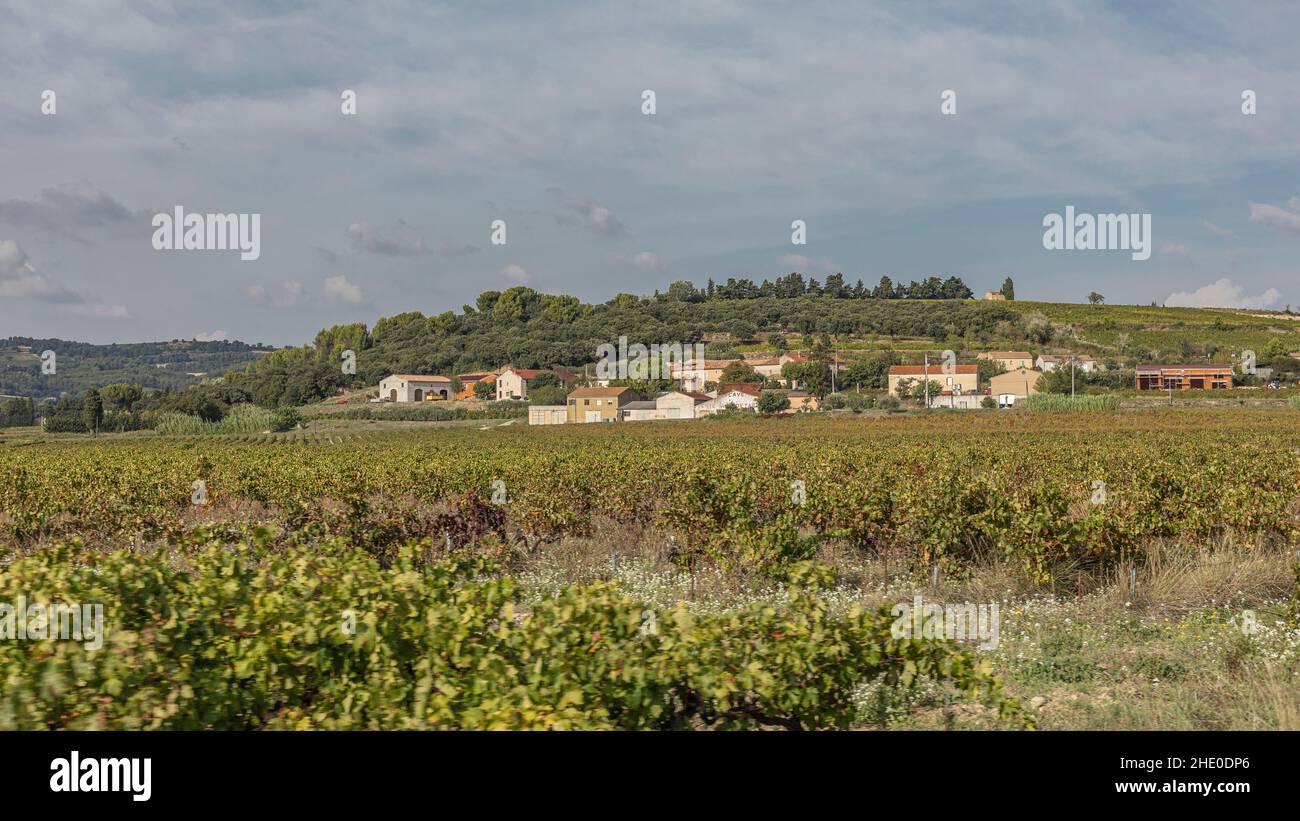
[2,409,1299,729]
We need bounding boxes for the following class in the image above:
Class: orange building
[1135,364,1233,390]
[456,372,497,399]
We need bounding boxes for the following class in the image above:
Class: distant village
[372,348,1261,426]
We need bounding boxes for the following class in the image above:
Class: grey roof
[622,401,657,410]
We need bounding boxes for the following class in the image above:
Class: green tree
[1001,277,1016,301]
[720,361,763,384]
[473,379,496,399]
[757,392,790,415]
[83,389,104,433]
[1088,292,1105,305]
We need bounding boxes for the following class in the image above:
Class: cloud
[1248,202,1300,235]
[0,239,125,318]
[346,222,429,256]
[323,274,364,304]
[615,251,662,271]
[440,239,479,257]
[499,264,531,284]
[193,330,228,341]
[1200,220,1234,239]
[1158,242,1189,257]
[779,254,839,273]
[246,280,304,307]
[61,303,131,320]
[1166,278,1282,309]
[548,189,627,236]
[1289,197,1300,212]
[0,181,138,241]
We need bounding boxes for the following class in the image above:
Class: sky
[2,0,1299,346]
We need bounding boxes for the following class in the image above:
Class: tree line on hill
[218,281,1027,408]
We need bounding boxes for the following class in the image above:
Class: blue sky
[2,0,1299,345]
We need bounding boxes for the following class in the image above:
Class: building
[670,359,742,392]
[566,386,636,422]
[696,383,762,415]
[1037,354,1099,373]
[989,367,1044,407]
[496,368,577,400]
[887,364,979,397]
[927,391,987,409]
[1135,364,1233,391]
[619,400,660,422]
[983,291,1007,301]
[977,351,1034,371]
[655,390,711,419]
[527,405,568,425]
[378,374,454,402]
[782,390,820,413]
[456,372,497,400]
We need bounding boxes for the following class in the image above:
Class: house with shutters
[976,351,1034,371]
[887,364,979,397]
[566,386,637,423]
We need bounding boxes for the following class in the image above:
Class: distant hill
[0,337,274,400]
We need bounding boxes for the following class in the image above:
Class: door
[414,388,424,402]
[585,410,600,422]
[389,389,396,401]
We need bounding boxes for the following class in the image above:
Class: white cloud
[246,280,304,307]
[323,274,363,304]
[1166,278,1281,309]
[1200,220,1234,238]
[1249,202,1300,235]
[548,189,628,236]
[499,263,531,284]
[1159,242,1189,257]
[779,253,838,273]
[194,330,228,341]
[615,251,662,271]
[1289,197,1300,212]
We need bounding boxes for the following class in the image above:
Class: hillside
[220,284,1300,407]
[0,337,274,400]
[8,285,1300,405]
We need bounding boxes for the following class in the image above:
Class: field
[2,409,1298,729]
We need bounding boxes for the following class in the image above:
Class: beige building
[496,368,577,400]
[528,405,568,425]
[379,374,454,402]
[670,359,741,391]
[782,391,820,413]
[977,351,1034,371]
[619,400,660,422]
[887,364,979,397]
[983,291,1007,301]
[567,386,636,423]
[989,367,1043,407]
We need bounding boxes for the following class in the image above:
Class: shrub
[0,542,1029,730]
[877,395,901,411]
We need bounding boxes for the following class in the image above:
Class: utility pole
[1071,358,1076,399]
[923,354,930,408]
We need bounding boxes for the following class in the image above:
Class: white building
[379,374,454,402]
[696,384,762,415]
[527,405,568,425]
[1036,354,1099,373]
